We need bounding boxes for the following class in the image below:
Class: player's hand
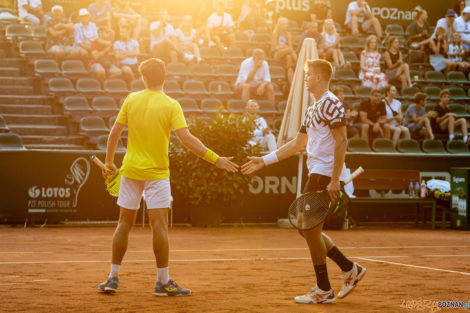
[103,163,118,180]
[241,156,265,175]
[326,179,341,202]
[215,156,239,173]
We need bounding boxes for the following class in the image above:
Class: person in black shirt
[332,86,359,138]
[358,89,388,142]
[433,89,468,143]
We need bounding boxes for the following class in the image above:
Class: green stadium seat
[34,59,60,76]
[447,71,467,84]
[167,62,190,78]
[385,24,404,36]
[177,97,202,113]
[103,78,129,94]
[424,102,436,112]
[334,68,359,82]
[199,47,221,60]
[0,133,26,150]
[5,23,33,40]
[61,60,88,76]
[372,138,397,153]
[227,99,246,113]
[397,139,422,153]
[63,96,92,114]
[352,101,361,111]
[252,33,271,43]
[79,116,109,136]
[76,78,103,95]
[408,49,425,66]
[200,98,224,113]
[271,82,284,98]
[422,139,447,154]
[131,79,145,91]
[191,63,217,79]
[257,100,277,114]
[164,80,184,98]
[32,25,47,39]
[424,86,441,101]
[48,77,76,94]
[278,100,287,112]
[222,47,244,62]
[448,86,469,100]
[424,71,446,83]
[347,138,371,152]
[0,115,9,132]
[446,140,470,154]
[340,36,363,49]
[19,40,45,57]
[183,79,209,97]
[208,80,233,97]
[216,63,238,79]
[272,118,282,133]
[235,32,250,43]
[342,51,359,67]
[447,103,470,118]
[96,135,126,152]
[91,96,119,113]
[333,84,353,97]
[409,69,423,83]
[354,86,371,98]
[270,65,285,80]
[401,101,411,113]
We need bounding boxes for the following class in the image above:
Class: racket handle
[343,166,364,185]
[90,155,106,170]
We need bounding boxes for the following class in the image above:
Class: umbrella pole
[296,151,304,198]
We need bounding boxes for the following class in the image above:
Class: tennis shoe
[98,276,118,293]
[295,286,335,304]
[154,279,191,296]
[337,263,366,299]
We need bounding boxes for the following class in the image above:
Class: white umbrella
[277,38,318,197]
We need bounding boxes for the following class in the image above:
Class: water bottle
[409,181,414,198]
[414,182,420,198]
[420,180,426,199]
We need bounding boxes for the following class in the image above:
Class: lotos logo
[28,186,40,199]
[275,0,310,12]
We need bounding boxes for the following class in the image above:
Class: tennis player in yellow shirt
[98,58,238,296]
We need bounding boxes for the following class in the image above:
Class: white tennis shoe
[337,262,366,299]
[295,286,336,304]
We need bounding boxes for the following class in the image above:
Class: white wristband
[262,152,279,166]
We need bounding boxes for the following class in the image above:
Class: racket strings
[288,192,336,230]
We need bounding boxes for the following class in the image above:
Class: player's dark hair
[139,58,166,88]
[370,88,381,96]
[305,59,333,81]
[440,89,450,98]
[415,92,427,104]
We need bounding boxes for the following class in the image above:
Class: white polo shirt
[207,12,234,29]
[235,57,271,86]
[113,39,139,65]
[18,0,42,18]
[150,21,175,49]
[344,1,371,25]
[73,22,98,49]
[454,16,470,42]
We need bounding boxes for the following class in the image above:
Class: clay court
[1,225,469,313]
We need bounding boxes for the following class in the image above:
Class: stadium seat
[372,138,397,153]
[352,101,361,110]
[91,96,119,113]
[342,51,359,66]
[252,33,271,44]
[333,84,353,97]
[0,133,26,150]
[48,77,76,94]
[347,138,371,152]
[222,47,244,62]
[409,69,423,82]
[278,100,287,112]
[164,80,184,98]
[0,115,9,132]
[401,101,411,113]
[385,24,404,36]
[272,118,282,133]
[271,82,284,98]
[422,139,447,154]
[424,102,436,112]
[257,100,277,114]
[424,71,446,83]
[5,23,33,40]
[183,79,209,97]
[397,139,422,153]
[227,99,246,113]
[80,116,109,136]
[340,36,363,49]
[334,68,359,82]
[447,103,470,118]
[76,78,103,95]
[447,86,469,100]
[216,63,238,79]
[63,96,92,113]
[191,63,217,79]
[19,40,45,57]
[166,62,190,78]
[235,32,250,43]
[177,97,202,113]
[208,80,233,97]
[34,59,60,76]
[200,98,224,113]
[199,47,221,60]
[447,71,467,84]
[423,86,441,101]
[32,25,47,39]
[446,140,470,154]
[61,60,88,76]
[131,79,145,91]
[96,135,125,152]
[103,78,129,94]
[354,86,371,98]
[270,65,285,80]
[408,49,425,66]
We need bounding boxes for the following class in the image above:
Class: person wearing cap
[46,5,75,63]
[454,6,470,50]
[73,8,99,64]
[17,0,45,25]
[432,9,456,39]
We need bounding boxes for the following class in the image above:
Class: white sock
[109,264,120,278]
[464,136,468,142]
[449,134,455,141]
[157,267,169,284]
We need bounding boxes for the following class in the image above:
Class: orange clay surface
[0,225,469,313]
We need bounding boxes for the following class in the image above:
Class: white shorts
[117,176,172,210]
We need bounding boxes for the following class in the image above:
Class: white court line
[355,257,470,276]
[0,252,53,254]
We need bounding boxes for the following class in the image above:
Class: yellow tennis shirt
[116,89,187,181]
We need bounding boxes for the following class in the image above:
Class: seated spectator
[453,7,470,51]
[206,0,237,53]
[245,99,277,152]
[235,48,274,103]
[454,0,466,17]
[433,89,469,144]
[404,92,436,140]
[344,0,382,38]
[46,5,75,63]
[297,21,323,57]
[407,8,433,51]
[88,0,112,29]
[150,10,179,64]
[17,0,46,25]
[360,35,388,89]
[332,86,359,138]
[322,19,348,68]
[384,36,411,88]
[429,27,457,73]
[310,0,333,26]
[432,9,456,40]
[358,89,389,142]
[90,27,121,82]
[448,32,470,71]
[114,24,139,84]
[383,85,411,147]
[111,0,144,39]
[175,15,202,64]
[263,0,278,30]
[72,9,99,64]
[272,17,297,84]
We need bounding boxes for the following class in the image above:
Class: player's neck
[147,85,163,91]
[313,86,329,101]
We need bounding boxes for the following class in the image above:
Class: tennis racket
[288,167,364,231]
[90,155,121,197]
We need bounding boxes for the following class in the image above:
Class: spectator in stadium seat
[360,35,388,89]
[344,0,382,38]
[150,10,179,64]
[384,36,411,88]
[245,99,277,152]
[433,89,469,144]
[88,0,112,30]
[263,0,278,30]
[432,9,456,40]
[297,21,324,57]
[332,86,359,138]
[322,19,348,68]
[407,8,433,51]
[206,0,237,54]
[235,48,275,103]
[404,92,436,140]
[429,26,457,73]
[46,5,75,63]
[90,27,122,82]
[453,7,470,51]
[17,0,46,25]
[454,0,466,17]
[358,89,389,142]
[383,85,411,147]
[114,24,139,84]
[175,15,202,64]
[310,0,333,26]
[72,9,99,65]
[111,0,144,39]
[272,17,297,85]
[448,32,470,71]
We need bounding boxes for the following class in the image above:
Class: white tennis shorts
[117,176,171,210]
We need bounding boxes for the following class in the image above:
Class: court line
[355,257,470,276]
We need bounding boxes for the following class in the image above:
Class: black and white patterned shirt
[299,90,348,180]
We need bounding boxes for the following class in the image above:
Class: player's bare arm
[104,121,126,179]
[327,125,347,202]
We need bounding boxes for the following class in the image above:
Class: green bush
[170,111,261,208]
